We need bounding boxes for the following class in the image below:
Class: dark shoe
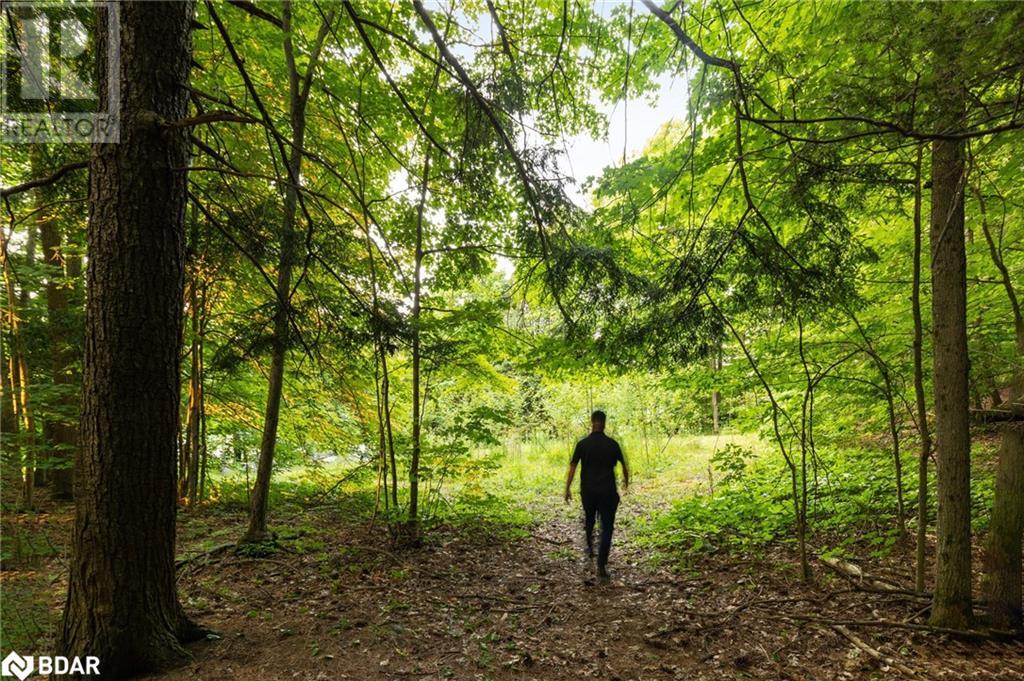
[598,566,610,582]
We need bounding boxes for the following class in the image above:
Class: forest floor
[153,496,1022,681]
[4,450,1023,680]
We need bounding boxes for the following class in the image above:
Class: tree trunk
[0,367,20,504]
[38,154,78,499]
[911,146,933,595]
[408,153,430,528]
[197,314,208,503]
[883,373,906,534]
[243,2,333,543]
[185,279,202,504]
[244,1,306,543]
[976,166,1024,631]
[57,3,203,676]
[928,21,972,629]
[383,353,399,508]
[244,145,298,543]
[32,145,51,490]
[851,314,907,535]
[1,227,36,511]
[711,344,721,434]
[984,425,1023,629]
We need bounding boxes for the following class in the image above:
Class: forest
[1,1,1022,679]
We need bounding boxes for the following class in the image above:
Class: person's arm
[618,445,629,491]
[564,461,577,503]
[565,443,582,502]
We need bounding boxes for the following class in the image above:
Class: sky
[558,71,688,208]
[459,1,690,210]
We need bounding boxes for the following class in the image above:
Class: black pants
[582,490,619,569]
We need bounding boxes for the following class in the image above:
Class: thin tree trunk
[715,296,808,582]
[797,318,812,583]
[17,222,37,507]
[928,19,973,628]
[408,153,430,527]
[186,279,201,504]
[32,145,52,490]
[58,3,204,675]
[198,294,208,503]
[244,56,301,542]
[711,343,721,434]
[0,360,20,499]
[383,353,398,508]
[366,227,392,513]
[850,314,907,535]
[912,146,932,595]
[243,2,333,543]
[1,228,36,511]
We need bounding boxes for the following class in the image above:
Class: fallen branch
[830,624,920,678]
[175,542,235,570]
[763,611,1021,640]
[819,555,916,595]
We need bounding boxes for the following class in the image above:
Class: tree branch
[1,161,87,199]
[226,0,283,29]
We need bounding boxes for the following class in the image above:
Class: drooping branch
[412,0,573,325]
[643,0,810,280]
[339,1,450,159]
[640,0,739,72]
[1,161,87,199]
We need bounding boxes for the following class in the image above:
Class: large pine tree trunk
[58,2,202,675]
[928,22,973,629]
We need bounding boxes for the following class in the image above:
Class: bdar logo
[1,651,99,678]
[1,651,33,681]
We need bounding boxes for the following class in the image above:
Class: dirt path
[156,500,1024,681]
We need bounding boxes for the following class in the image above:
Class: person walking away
[564,410,629,581]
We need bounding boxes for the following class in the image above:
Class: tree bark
[928,19,973,629]
[976,171,1024,631]
[911,146,933,595]
[984,425,1023,629]
[57,2,203,676]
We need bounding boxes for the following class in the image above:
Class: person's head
[591,410,607,432]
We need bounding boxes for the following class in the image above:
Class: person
[564,410,628,581]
